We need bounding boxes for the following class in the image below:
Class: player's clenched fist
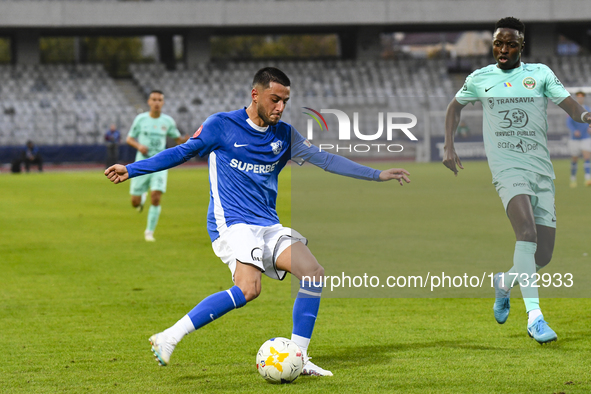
[104,164,129,184]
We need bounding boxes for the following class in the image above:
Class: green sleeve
[543,67,570,105]
[128,114,142,138]
[455,73,478,105]
[167,117,181,139]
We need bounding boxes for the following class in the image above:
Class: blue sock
[292,280,323,349]
[584,160,590,177]
[187,285,246,330]
[571,160,577,177]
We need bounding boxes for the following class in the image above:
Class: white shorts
[211,223,307,281]
[568,138,591,157]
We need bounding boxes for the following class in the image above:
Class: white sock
[141,192,147,206]
[163,315,195,344]
[291,333,310,361]
[528,308,542,325]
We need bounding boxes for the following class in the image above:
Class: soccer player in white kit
[105,67,410,376]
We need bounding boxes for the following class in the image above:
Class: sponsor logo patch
[192,125,203,138]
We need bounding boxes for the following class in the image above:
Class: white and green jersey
[456,63,570,179]
[128,112,180,161]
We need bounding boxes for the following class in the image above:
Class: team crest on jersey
[487,98,494,109]
[522,77,536,89]
[162,126,167,131]
[270,140,283,155]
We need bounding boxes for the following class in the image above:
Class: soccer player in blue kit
[443,17,591,344]
[105,67,410,376]
[566,91,591,187]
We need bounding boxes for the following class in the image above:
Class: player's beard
[257,105,281,126]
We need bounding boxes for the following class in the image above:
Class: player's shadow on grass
[324,340,503,367]
[555,331,589,344]
[507,332,583,347]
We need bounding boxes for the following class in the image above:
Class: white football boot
[301,355,333,376]
[149,332,176,366]
[144,230,155,242]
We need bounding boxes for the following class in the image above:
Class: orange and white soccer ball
[256,337,303,384]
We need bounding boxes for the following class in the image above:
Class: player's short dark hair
[149,90,164,97]
[575,91,586,97]
[495,17,525,36]
[252,67,291,89]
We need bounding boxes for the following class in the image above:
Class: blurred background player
[104,123,121,168]
[105,67,410,376]
[443,17,591,344]
[126,90,188,241]
[22,140,43,172]
[566,91,591,187]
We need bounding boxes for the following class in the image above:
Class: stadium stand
[129,58,457,144]
[0,64,136,146]
[130,56,591,140]
[1,55,589,159]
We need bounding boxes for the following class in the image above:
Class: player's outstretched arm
[442,98,466,176]
[291,128,410,183]
[558,96,591,124]
[125,140,203,179]
[104,164,129,184]
[379,168,411,186]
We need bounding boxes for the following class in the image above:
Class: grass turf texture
[1,159,590,393]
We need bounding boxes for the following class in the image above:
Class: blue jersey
[126,108,381,242]
[566,104,590,140]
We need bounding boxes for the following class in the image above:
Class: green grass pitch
[1,159,590,393]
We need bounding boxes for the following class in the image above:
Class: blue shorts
[493,169,556,228]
